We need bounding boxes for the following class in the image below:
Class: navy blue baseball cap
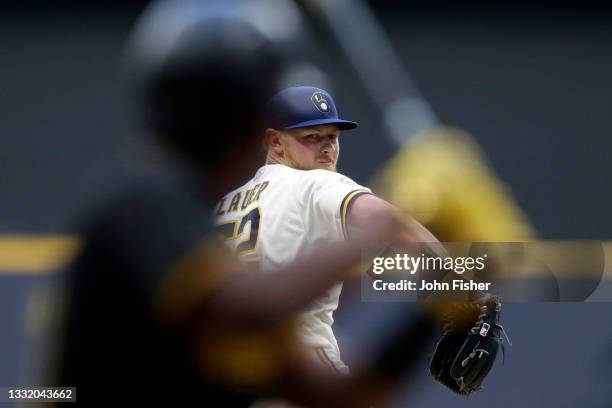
[265,86,358,130]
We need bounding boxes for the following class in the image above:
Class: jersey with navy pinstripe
[214,164,371,373]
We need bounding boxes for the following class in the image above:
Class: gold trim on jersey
[340,189,371,239]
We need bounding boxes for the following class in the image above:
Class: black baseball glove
[429,294,510,396]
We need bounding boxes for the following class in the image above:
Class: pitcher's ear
[264,128,283,154]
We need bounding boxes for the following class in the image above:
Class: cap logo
[311,92,330,114]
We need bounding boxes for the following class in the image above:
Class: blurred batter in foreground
[52,3,433,407]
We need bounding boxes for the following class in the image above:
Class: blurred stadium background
[1,1,611,406]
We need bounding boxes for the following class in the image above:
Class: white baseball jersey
[214,164,370,373]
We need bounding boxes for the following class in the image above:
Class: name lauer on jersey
[215,181,269,215]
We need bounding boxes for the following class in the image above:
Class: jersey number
[218,207,261,255]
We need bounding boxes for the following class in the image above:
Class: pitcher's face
[279,124,340,171]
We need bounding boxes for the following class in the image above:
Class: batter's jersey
[214,164,371,372]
